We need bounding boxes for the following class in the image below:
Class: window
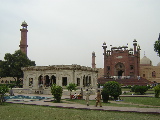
[89,76,91,85]
[143,74,145,77]
[152,71,156,77]
[77,78,80,86]
[107,66,110,70]
[130,65,134,70]
[62,77,67,86]
[29,78,33,86]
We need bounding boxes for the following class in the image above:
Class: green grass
[66,96,160,108]
[121,97,160,106]
[66,99,152,108]
[0,103,159,120]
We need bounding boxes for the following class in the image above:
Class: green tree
[51,84,63,103]
[0,50,35,86]
[154,40,160,56]
[154,85,160,98]
[0,85,9,105]
[66,83,77,99]
[103,81,122,100]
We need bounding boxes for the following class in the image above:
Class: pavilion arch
[38,75,43,85]
[51,75,56,85]
[83,75,92,87]
[44,75,50,87]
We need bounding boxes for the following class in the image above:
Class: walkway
[6,93,160,114]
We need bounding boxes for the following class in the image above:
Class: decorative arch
[114,62,125,77]
[51,75,56,85]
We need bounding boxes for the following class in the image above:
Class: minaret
[19,21,28,55]
[92,51,96,68]
[102,42,107,77]
[133,39,138,78]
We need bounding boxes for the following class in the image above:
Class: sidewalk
[6,93,160,114]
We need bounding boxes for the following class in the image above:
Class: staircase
[97,77,153,86]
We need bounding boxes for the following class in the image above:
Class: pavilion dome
[140,56,152,66]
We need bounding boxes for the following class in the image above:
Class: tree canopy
[103,81,122,100]
[0,50,35,80]
[154,40,160,56]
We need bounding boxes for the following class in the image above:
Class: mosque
[96,35,160,85]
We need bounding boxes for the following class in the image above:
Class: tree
[0,85,9,105]
[103,81,122,100]
[51,84,63,103]
[66,83,77,99]
[154,39,160,56]
[0,50,35,86]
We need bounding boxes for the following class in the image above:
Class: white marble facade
[22,65,98,92]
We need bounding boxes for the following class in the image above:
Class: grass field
[66,96,160,108]
[0,103,160,120]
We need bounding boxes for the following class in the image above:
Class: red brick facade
[102,40,140,78]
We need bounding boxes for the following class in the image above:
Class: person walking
[95,90,102,107]
[86,89,90,106]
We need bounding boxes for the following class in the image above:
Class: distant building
[140,55,160,83]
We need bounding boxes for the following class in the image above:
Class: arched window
[152,71,156,77]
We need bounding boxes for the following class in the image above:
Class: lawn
[66,96,160,108]
[0,103,159,120]
[121,97,160,106]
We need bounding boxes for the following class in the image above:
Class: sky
[0,0,160,68]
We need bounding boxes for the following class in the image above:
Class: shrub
[101,89,109,103]
[103,81,122,100]
[154,85,160,98]
[51,84,63,103]
[0,85,9,105]
[131,85,148,95]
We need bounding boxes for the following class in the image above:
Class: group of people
[72,89,102,107]
[73,93,82,99]
[86,89,102,107]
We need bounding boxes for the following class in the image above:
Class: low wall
[12,88,97,95]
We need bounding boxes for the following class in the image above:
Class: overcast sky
[0,0,160,68]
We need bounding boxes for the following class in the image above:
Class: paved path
[6,93,160,114]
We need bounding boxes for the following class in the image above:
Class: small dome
[140,56,152,66]
[157,62,160,66]
[22,21,27,24]
[103,42,106,45]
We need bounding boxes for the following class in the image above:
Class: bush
[103,81,122,100]
[101,89,109,103]
[131,85,148,95]
[51,84,63,103]
[154,85,160,98]
[0,85,9,105]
